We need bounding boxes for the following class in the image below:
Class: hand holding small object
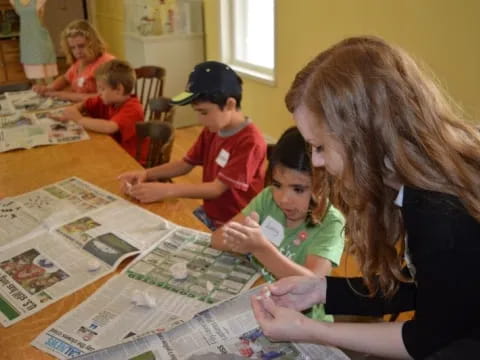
[250,292,317,343]
[117,170,148,195]
[61,106,83,122]
[222,212,266,254]
[32,84,49,95]
[128,182,173,203]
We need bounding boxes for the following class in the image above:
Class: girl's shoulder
[322,204,346,225]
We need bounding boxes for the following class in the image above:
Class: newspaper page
[0,95,16,116]
[68,288,349,360]
[4,89,71,112]
[33,227,261,359]
[0,177,119,249]
[0,110,89,153]
[0,177,174,326]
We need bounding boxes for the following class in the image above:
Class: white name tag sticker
[215,149,230,168]
[77,77,85,88]
[260,216,284,247]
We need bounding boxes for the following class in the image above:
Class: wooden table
[0,133,208,360]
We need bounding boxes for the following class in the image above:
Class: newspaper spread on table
[4,89,71,113]
[0,90,88,152]
[32,225,261,359]
[64,288,349,360]
[0,177,173,326]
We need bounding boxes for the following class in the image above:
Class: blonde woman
[252,36,480,359]
[33,20,114,102]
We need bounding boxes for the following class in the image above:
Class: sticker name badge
[260,216,284,247]
[215,149,230,168]
[77,77,85,88]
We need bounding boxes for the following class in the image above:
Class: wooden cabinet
[0,39,26,83]
[0,1,26,85]
[0,63,6,82]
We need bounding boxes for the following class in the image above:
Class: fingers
[223,223,247,240]
[259,292,279,317]
[268,277,297,297]
[247,211,260,224]
[129,184,148,202]
[251,294,273,325]
[119,180,132,195]
[129,183,162,203]
[117,173,142,185]
[222,224,248,252]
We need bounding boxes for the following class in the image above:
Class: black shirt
[324,187,480,359]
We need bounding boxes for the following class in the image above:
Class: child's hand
[61,106,83,123]
[128,182,172,203]
[222,212,267,254]
[117,170,148,194]
[32,84,49,95]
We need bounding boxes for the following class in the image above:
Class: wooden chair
[134,66,166,118]
[136,121,175,169]
[148,96,175,123]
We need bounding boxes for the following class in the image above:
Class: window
[220,0,275,84]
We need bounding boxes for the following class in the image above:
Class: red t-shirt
[184,121,267,226]
[83,95,147,162]
[65,53,115,93]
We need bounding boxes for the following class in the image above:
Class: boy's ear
[225,97,237,111]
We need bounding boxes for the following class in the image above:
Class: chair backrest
[136,121,175,168]
[148,96,175,123]
[134,66,166,118]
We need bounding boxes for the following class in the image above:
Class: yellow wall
[94,1,125,59]
[204,0,480,138]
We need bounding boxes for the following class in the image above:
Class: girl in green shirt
[211,127,345,321]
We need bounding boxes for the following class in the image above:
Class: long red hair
[286,36,480,296]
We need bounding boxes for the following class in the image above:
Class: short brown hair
[95,60,136,94]
[61,20,106,64]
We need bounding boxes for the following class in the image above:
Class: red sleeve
[184,129,208,166]
[218,135,266,192]
[82,96,103,118]
[110,99,144,142]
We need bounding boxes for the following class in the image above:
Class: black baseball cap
[171,61,242,106]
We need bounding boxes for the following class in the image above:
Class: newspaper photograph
[0,177,120,250]
[4,89,71,112]
[67,288,349,360]
[0,177,174,326]
[0,233,114,327]
[32,227,261,359]
[0,111,89,153]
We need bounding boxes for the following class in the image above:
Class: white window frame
[220,0,276,85]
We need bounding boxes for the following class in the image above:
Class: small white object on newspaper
[131,290,156,308]
[170,262,188,280]
[88,260,101,272]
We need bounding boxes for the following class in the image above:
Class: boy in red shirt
[57,59,146,162]
[118,61,267,230]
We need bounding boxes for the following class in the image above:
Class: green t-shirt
[242,187,345,321]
